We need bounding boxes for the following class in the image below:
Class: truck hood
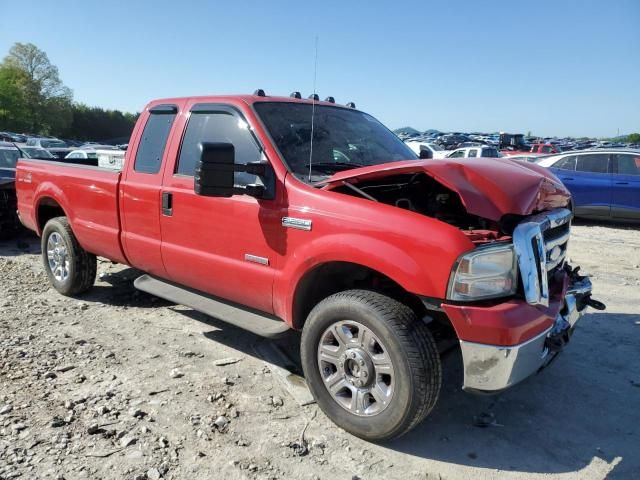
[319,158,570,221]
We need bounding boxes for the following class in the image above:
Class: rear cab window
[134,105,177,174]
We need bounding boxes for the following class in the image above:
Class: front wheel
[42,217,96,296]
[301,290,441,441]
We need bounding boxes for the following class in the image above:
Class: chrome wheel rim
[317,320,395,416]
[47,232,70,282]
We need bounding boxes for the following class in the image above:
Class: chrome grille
[513,208,572,307]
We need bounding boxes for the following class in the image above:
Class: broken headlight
[447,243,517,301]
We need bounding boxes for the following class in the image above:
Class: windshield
[429,143,443,151]
[41,140,67,148]
[254,102,417,182]
[0,148,20,168]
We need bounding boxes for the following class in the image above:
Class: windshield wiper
[304,161,366,172]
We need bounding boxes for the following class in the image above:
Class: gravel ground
[0,222,638,480]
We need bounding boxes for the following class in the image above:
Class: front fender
[274,230,472,325]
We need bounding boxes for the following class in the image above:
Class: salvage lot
[0,223,639,480]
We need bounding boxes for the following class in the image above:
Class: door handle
[561,177,574,181]
[162,192,173,216]
[615,182,629,185]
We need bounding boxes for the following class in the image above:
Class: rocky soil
[0,222,639,480]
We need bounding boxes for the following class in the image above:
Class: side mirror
[419,148,433,159]
[195,142,271,199]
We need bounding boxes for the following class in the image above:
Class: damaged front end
[456,208,606,393]
[322,161,605,393]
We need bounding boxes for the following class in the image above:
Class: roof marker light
[290,91,302,99]
[346,102,356,109]
[308,93,319,101]
[253,89,266,97]
[324,96,335,103]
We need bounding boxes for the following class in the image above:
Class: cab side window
[134,109,177,174]
[468,149,478,157]
[176,111,262,185]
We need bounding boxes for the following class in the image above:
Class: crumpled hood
[320,158,570,221]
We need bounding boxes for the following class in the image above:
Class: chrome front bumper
[459,276,592,392]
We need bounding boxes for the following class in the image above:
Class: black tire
[41,217,96,296]
[301,289,441,441]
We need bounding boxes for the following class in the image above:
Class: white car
[446,146,501,159]
[66,149,125,170]
[404,141,449,159]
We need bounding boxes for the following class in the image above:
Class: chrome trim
[282,216,312,231]
[244,254,269,266]
[460,276,590,392]
[513,208,572,307]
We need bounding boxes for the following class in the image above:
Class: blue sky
[1,0,638,137]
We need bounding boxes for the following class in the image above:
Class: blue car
[538,150,640,222]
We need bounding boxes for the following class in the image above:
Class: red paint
[442,275,570,346]
[16,94,573,347]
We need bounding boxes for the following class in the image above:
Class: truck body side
[16,94,600,439]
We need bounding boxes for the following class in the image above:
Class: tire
[301,289,441,441]
[41,217,96,296]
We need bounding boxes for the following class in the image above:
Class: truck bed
[16,159,127,264]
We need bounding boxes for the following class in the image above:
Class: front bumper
[458,276,593,392]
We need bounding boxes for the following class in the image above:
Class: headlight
[447,243,518,301]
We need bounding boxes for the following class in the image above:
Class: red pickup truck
[16,92,602,441]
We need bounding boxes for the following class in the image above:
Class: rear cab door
[158,99,282,313]
[120,102,185,277]
[611,153,640,221]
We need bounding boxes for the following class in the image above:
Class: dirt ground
[0,222,639,480]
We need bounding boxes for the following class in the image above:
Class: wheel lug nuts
[362,372,367,377]
[359,360,364,366]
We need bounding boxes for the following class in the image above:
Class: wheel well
[37,198,66,232]
[292,262,428,330]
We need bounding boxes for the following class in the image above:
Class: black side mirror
[195,142,272,199]
[419,148,433,159]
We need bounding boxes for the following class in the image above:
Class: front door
[611,153,640,221]
[159,103,280,314]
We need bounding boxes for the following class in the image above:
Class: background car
[446,146,501,158]
[18,146,56,160]
[0,142,21,238]
[404,141,449,159]
[538,150,640,222]
[508,153,546,163]
[65,148,125,169]
[26,137,72,159]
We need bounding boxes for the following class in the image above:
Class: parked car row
[397,129,639,154]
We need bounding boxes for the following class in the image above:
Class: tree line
[0,42,138,142]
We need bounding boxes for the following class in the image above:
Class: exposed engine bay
[328,172,511,244]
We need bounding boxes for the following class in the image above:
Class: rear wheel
[301,290,441,441]
[42,217,96,296]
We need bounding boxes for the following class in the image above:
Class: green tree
[627,133,640,144]
[0,64,30,131]
[2,42,73,133]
